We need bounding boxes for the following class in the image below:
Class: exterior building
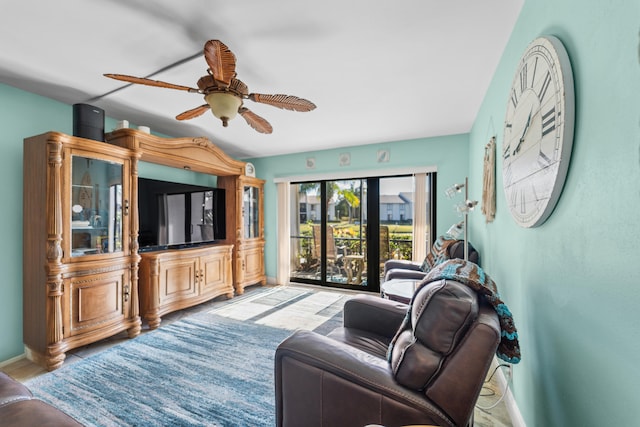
[298,194,337,222]
[380,194,413,223]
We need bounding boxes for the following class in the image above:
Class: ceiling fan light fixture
[105,40,314,133]
[205,92,242,127]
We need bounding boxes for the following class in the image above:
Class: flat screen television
[138,177,226,251]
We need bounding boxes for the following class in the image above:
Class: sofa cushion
[327,327,392,359]
[447,240,480,265]
[387,280,478,391]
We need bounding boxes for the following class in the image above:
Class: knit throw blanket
[402,259,521,364]
[420,235,459,271]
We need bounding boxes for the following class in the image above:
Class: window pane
[71,156,123,257]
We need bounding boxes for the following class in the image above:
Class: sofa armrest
[0,372,82,427]
[0,372,32,407]
[275,330,450,427]
[383,259,422,275]
[384,268,428,282]
[342,294,407,338]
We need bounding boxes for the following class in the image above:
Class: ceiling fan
[104,40,316,134]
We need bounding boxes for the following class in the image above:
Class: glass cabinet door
[70,155,124,257]
[243,185,259,239]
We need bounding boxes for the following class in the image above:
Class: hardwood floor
[1,284,514,426]
[2,356,46,382]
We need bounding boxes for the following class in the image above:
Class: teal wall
[0,85,76,362]
[138,161,217,187]
[468,0,640,425]
[248,134,470,281]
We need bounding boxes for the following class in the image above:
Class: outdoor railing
[290,234,413,271]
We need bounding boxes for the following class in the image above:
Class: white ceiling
[0,0,523,159]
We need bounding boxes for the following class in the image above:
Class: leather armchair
[275,279,500,427]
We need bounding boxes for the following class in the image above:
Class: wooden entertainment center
[23,130,265,370]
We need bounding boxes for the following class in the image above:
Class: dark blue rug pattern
[25,287,350,426]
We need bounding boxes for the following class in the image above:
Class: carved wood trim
[45,138,64,348]
[106,129,246,176]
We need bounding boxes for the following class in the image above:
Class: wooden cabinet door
[238,176,264,241]
[64,147,131,261]
[157,256,199,306]
[199,249,233,298]
[237,241,265,288]
[65,268,128,338]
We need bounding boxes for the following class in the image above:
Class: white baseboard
[0,352,26,368]
[495,360,526,427]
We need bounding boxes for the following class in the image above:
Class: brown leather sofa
[383,239,479,282]
[275,279,500,427]
[0,371,82,426]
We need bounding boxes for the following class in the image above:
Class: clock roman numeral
[531,57,539,88]
[531,184,539,203]
[511,89,518,108]
[538,71,552,101]
[504,163,513,186]
[538,149,552,168]
[520,64,528,92]
[510,187,518,208]
[520,190,526,214]
[541,107,557,137]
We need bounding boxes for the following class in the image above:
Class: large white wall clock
[502,35,575,228]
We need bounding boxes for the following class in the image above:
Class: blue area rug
[25,286,350,426]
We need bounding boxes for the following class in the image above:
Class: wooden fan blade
[248,93,316,112]
[238,107,273,134]
[175,104,210,121]
[104,74,198,92]
[230,78,249,96]
[204,40,236,87]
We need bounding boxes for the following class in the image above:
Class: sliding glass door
[377,176,417,281]
[324,179,365,286]
[289,173,434,292]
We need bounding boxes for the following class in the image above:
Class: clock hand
[503,143,511,159]
[502,122,512,158]
[521,112,532,140]
[513,107,533,155]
